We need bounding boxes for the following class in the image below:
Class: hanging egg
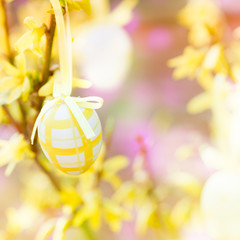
[201,171,240,240]
[37,100,102,175]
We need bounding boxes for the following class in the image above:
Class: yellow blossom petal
[7,86,22,104]
[203,44,221,70]
[103,199,131,232]
[38,77,54,97]
[0,58,19,76]
[170,198,191,228]
[15,53,26,74]
[21,77,31,101]
[178,0,222,29]
[136,201,157,234]
[0,76,18,91]
[15,31,35,53]
[15,26,45,54]
[168,46,205,80]
[91,0,109,19]
[66,0,92,15]
[52,217,69,240]
[35,219,56,240]
[103,155,129,174]
[188,22,212,47]
[24,16,39,30]
[113,181,136,205]
[0,134,34,175]
[187,92,211,114]
[39,76,91,97]
[109,0,137,26]
[231,64,240,83]
[72,78,92,88]
[5,162,17,176]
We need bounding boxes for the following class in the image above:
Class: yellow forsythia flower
[0,133,34,176]
[70,144,130,232]
[64,0,91,15]
[0,53,31,104]
[178,0,223,47]
[15,16,46,56]
[168,46,206,80]
[5,206,39,236]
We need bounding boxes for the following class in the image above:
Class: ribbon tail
[50,0,72,97]
[64,97,95,139]
[65,2,72,93]
[31,99,58,144]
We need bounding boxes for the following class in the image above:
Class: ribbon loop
[72,96,104,109]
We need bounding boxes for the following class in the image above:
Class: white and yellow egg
[38,101,102,175]
[201,171,240,240]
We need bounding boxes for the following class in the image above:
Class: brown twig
[0,0,13,64]
[18,100,29,138]
[28,11,63,192]
[2,105,24,133]
[40,13,56,89]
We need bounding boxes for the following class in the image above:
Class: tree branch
[0,0,13,64]
[40,13,56,88]
[2,105,24,134]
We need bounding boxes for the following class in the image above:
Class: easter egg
[37,101,102,175]
[201,171,240,240]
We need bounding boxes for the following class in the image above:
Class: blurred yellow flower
[169,44,230,91]
[100,155,128,188]
[35,218,57,240]
[66,144,131,232]
[168,46,206,80]
[22,171,60,210]
[52,217,69,240]
[0,106,8,123]
[187,92,211,114]
[112,154,163,235]
[0,53,31,104]
[108,0,138,26]
[169,0,230,94]
[65,0,91,15]
[168,172,202,198]
[0,133,34,175]
[89,0,137,26]
[80,144,129,190]
[179,0,221,28]
[5,206,39,236]
[103,198,131,232]
[178,0,223,47]
[60,187,83,210]
[15,16,46,56]
[72,189,131,232]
